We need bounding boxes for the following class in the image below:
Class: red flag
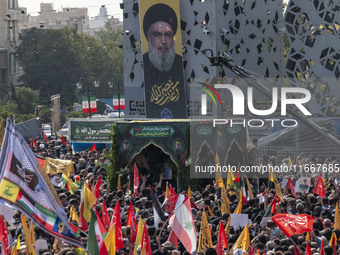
[101,200,110,229]
[235,163,240,183]
[294,244,301,255]
[242,182,247,204]
[61,136,67,146]
[320,239,324,255]
[305,243,312,255]
[109,201,124,251]
[272,214,314,238]
[248,246,255,255]
[168,230,178,249]
[0,216,11,255]
[141,222,152,255]
[216,221,228,255]
[44,133,48,143]
[126,201,137,244]
[270,197,277,215]
[166,185,178,213]
[92,176,102,199]
[134,163,140,197]
[30,138,37,150]
[90,143,97,152]
[288,178,296,198]
[36,155,45,167]
[314,175,325,198]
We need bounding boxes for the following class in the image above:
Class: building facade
[0,0,22,100]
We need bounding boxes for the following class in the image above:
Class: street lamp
[76,79,100,118]
[108,79,122,117]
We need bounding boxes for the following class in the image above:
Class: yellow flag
[269,164,275,182]
[335,202,340,230]
[232,224,250,253]
[188,186,192,199]
[0,179,21,203]
[11,234,21,255]
[207,206,214,217]
[245,176,254,199]
[233,188,243,214]
[215,153,223,188]
[329,232,337,247]
[134,215,144,255]
[104,224,116,254]
[198,210,213,252]
[83,185,97,223]
[21,214,37,255]
[305,232,310,242]
[227,167,236,189]
[288,157,293,166]
[269,165,284,202]
[44,157,74,176]
[225,217,231,240]
[165,182,169,199]
[118,175,121,191]
[62,174,79,194]
[70,205,80,224]
[30,220,35,245]
[54,238,61,253]
[221,183,231,215]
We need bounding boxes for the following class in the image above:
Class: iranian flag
[169,197,197,254]
[82,96,97,113]
[113,96,125,110]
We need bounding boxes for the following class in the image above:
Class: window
[1,69,7,85]
[8,54,12,74]
[8,0,11,9]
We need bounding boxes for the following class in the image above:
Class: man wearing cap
[142,3,186,118]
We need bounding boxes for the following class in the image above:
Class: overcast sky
[18,0,124,20]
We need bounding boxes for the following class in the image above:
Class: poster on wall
[139,0,187,119]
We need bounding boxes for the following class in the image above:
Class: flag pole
[157,216,171,240]
[290,238,303,254]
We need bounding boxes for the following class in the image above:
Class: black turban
[143,3,178,38]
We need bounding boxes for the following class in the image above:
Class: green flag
[87,209,100,255]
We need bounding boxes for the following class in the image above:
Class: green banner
[130,125,174,137]
[70,120,116,143]
[116,121,188,167]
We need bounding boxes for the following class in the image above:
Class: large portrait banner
[140,0,187,119]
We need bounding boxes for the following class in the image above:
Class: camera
[202,28,211,35]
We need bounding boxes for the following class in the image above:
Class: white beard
[148,42,176,72]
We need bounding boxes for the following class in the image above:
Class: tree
[17,28,82,107]
[97,23,124,96]
[10,87,39,114]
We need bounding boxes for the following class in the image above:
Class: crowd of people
[3,137,340,255]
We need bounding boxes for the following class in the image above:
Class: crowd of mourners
[3,137,340,255]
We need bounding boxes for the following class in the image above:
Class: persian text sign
[130,125,174,137]
[70,120,116,143]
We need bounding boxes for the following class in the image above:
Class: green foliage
[38,106,51,124]
[10,87,39,114]
[0,100,19,119]
[107,123,123,191]
[16,27,124,109]
[67,111,86,118]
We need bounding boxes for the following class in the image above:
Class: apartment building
[0,0,22,101]
[20,3,90,34]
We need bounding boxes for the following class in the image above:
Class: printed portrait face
[148,21,174,57]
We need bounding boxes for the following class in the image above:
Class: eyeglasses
[150,31,173,39]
